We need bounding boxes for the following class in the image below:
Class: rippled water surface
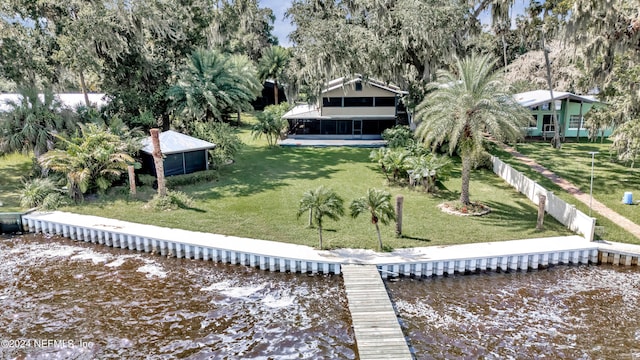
[387,266,640,359]
[0,235,356,359]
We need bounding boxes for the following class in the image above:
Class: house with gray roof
[140,130,216,176]
[514,90,609,139]
[282,76,409,141]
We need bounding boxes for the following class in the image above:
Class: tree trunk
[79,70,90,107]
[536,194,546,231]
[460,155,472,205]
[541,33,561,149]
[274,79,279,105]
[318,224,323,249]
[502,33,508,68]
[375,222,383,251]
[161,113,170,131]
[395,195,403,237]
[308,208,313,227]
[128,165,136,196]
[150,128,167,197]
[577,102,584,143]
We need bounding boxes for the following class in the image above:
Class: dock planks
[342,264,413,360]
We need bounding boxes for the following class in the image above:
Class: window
[343,97,374,107]
[528,115,538,128]
[542,115,555,132]
[374,97,396,107]
[322,97,342,107]
[355,82,363,91]
[530,106,539,111]
[541,101,562,110]
[568,115,583,129]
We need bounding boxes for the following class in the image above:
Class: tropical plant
[383,148,410,182]
[258,45,290,104]
[19,178,69,210]
[252,103,290,146]
[0,87,74,157]
[148,190,194,211]
[369,148,390,181]
[191,121,243,168]
[167,48,261,123]
[405,154,452,192]
[39,123,137,202]
[414,53,530,205]
[297,186,345,249]
[382,125,414,149]
[350,188,396,251]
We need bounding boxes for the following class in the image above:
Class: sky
[259,0,532,48]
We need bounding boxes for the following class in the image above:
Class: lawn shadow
[476,199,570,235]
[199,146,369,199]
[398,234,432,242]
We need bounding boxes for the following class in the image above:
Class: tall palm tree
[297,186,345,249]
[350,188,396,251]
[415,53,530,205]
[0,87,74,158]
[168,49,261,123]
[258,45,290,105]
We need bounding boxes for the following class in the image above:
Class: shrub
[20,178,69,210]
[166,170,218,187]
[191,122,243,168]
[382,125,414,148]
[473,151,494,170]
[252,103,291,146]
[148,190,194,211]
[138,174,157,187]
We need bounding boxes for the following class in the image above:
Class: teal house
[514,90,610,139]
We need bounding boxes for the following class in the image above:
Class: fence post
[396,195,404,237]
[536,193,546,231]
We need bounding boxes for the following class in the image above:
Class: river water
[387,266,640,359]
[3,235,640,359]
[0,235,356,359]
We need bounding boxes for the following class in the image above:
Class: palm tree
[0,87,74,158]
[350,188,396,251]
[39,123,136,202]
[415,53,530,205]
[168,49,261,123]
[258,45,290,105]
[297,186,345,249]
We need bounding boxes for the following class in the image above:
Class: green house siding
[525,100,611,139]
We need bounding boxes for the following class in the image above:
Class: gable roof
[322,75,408,95]
[514,90,598,108]
[0,93,108,112]
[282,104,323,119]
[140,130,216,155]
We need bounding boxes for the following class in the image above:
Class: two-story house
[282,76,408,140]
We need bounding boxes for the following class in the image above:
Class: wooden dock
[342,264,413,360]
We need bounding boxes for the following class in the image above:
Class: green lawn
[58,118,570,250]
[0,152,32,211]
[490,141,640,244]
[0,118,575,250]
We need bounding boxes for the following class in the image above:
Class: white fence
[491,156,596,241]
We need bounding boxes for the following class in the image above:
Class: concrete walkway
[501,144,640,241]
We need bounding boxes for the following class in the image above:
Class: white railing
[491,156,596,241]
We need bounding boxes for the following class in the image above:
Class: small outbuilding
[140,130,216,177]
